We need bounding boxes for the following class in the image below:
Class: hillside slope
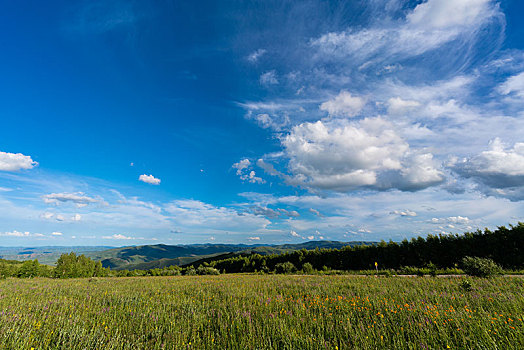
[91,241,368,270]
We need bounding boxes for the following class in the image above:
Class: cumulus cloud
[51,231,63,236]
[281,117,443,192]
[71,214,82,221]
[232,159,265,184]
[233,159,251,174]
[260,70,279,86]
[453,139,524,197]
[460,138,524,176]
[430,216,470,225]
[251,206,280,218]
[139,174,161,185]
[42,192,100,206]
[290,230,301,238]
[0,151,38,171]
[448,216,470,224]
[248,236,260,241]
[319,91,365,117]
[250,206,299,218]
[390,209,417,217]
[279,209,300,218]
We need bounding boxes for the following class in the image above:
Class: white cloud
[396,152,444,191]
[309,208,323,217]
[233,159,251,174]
[246,112,290,131]
[164,199,270,233]
[281,117,443,191]
[455,138,524,177]
[41,212,55,220]
[40,211,82,222]
[102,234,135,240]
[139,174,161,185]
[232,159,266,184]
[290,230,301,238]
[391,210,417,217]
[279,209,300,218]
[448,216,470,224]
[251,206,299,218]
[407,0,494,30]
[306,235,314,240]
[498,71,524,97]
[387,97,420,115]
[248,236,260,241]
[311,0,502,65]
[51,231,63,236]
[248,49,266,63]
[260,70,279,86]
[451,138,524,199]
[0,230,31,237]
[430,216,470,225]
[251,206,280,218]
[319,91,365,117]
[0,151,38,171]
[42,192,100,206]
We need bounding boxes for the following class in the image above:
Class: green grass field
[1,275,523,349]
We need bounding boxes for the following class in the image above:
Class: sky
[1,0,524,246]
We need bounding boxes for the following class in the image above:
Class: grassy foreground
[0,275,523,349]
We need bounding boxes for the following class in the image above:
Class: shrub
[461,256,502,278]
[379,270,393,277]
[460,279,473,292]
[196,266,220,275]
[274,261,296,274]
[184,266,197,276]
[302,262,315,274]
[426,262,438,277]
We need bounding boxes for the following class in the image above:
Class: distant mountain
[90,244,254,270]
[91,241,371,270]
[0,246,114,266]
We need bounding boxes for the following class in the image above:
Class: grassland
[0,275,523,349]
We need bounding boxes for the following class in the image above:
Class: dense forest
[191,223,524,273]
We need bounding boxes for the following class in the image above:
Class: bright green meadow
[0,275,523,349]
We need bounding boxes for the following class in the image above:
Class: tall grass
[0,275,522,349]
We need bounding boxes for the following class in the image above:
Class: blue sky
[1,0,524,246]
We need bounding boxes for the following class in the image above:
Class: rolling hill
[89,241,371,270]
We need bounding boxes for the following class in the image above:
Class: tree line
[191,223,524,273]
[1,223,522,278]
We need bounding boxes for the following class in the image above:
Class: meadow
[0,275,523,349]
